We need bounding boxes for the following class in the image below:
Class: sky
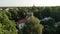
[0,0,60,7]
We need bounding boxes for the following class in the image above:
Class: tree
[0,11,17,34]
[42,26,56,34]
[0,23,3,34]
[22,16,44,34]
[8,8,19,21]
[18,8,28,19]
[41,7,50,18]
[32,6,39,17]
[56,22,60,34]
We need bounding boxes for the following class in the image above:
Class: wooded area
[0,6,60,34]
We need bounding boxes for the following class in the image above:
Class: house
[41,17,53,21]
[40,17,54,26]
[16,12,33,30]
[17,18,26,29]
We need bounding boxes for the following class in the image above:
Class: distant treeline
[0,6,60,21]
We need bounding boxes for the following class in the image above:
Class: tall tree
[22,16,44,34]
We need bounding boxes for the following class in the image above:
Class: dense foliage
[0,6,60,34]
[22,16,43,34]
[0,11,17,34]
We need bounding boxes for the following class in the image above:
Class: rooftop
[17,18,26,24]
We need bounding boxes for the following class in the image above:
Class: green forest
[0,6,60,34]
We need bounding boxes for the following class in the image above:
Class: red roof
[17,18,26,24]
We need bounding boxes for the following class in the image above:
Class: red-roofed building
[17,18,26,29]
[18,19,26,24]
[16,12,33,29]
